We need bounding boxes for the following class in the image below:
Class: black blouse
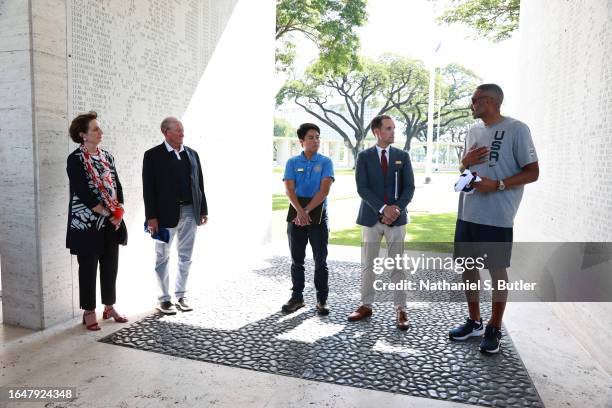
[66,148,124,255]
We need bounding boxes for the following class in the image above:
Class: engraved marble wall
[67,0,238,190]
[1,0,274,329]
[514,0,612,375]
[514,0,612,242]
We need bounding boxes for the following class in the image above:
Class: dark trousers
[77,223,120,310]
[287,218,329,303]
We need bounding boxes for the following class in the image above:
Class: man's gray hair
[476,83,504,106]
[160,116,180,133]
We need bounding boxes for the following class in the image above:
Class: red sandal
[103,306,128,323]
[82,310,101,331]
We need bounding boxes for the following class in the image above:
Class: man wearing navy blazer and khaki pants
[347,115,415,330]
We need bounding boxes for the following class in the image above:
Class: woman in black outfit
[66,111,128,330]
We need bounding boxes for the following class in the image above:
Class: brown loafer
[396,310,409,331]
[347,305,372,322]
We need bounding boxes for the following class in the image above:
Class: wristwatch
[304,208,310,214]
[497,179,506,191]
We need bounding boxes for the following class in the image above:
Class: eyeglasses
[471,96,491,105]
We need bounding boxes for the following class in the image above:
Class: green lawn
[329,212,456,253]
[273,194,290,211]
[273,193,357,211]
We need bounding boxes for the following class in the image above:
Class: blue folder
[143,220,170,243]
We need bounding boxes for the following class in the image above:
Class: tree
[277,57,389,164]
[444,121,470,162]
[437,0,520,42]
[276,54,480,164]
[276,0,367,73]
[390,61,480,152]
[274,117,295,138]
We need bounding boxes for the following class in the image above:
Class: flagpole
[435,78,441,168]
[425,42,440,184]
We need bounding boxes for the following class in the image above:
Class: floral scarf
[80,145,124,219]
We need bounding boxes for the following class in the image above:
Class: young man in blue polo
[282,123,335,315]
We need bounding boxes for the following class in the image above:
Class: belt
[178,200,192,206]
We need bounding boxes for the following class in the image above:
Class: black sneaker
[480,325,502,354]
[175,297,193,312]
[316,302,330,316]
[449,317,485,340]
[281,297,304,314]
[157,301,177,315]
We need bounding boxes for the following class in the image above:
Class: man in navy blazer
[347,115,415,330]
[143,117,208,315]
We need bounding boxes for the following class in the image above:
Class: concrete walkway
[2,242,611,407]
[1,172,610,407]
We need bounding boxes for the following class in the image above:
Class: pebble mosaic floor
[101,257,543,407]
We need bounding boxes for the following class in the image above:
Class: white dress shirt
[164,140,185,160]
[375,144,389,164]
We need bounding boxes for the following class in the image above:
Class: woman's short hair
[69,111,98,144]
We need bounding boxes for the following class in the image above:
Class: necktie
[381,149,388,203]
[381,149,388,175]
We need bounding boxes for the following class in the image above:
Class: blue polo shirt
[283,152,334,200]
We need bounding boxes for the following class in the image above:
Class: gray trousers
[154,205,197,302]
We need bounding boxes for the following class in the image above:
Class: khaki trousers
[361,222,407,308]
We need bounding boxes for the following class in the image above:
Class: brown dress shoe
[396,310,409,331]
[347,305,372,321]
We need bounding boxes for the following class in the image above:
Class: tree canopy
[276,0,368,73]
[437,0,520,42]
[391,61,479,152]
[274,117,296,138]
[277,54,480,163]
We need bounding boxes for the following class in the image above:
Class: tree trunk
[351,147,359,169]
[403,127,420,152]
[404,135,413,152]
[455,146,464,162]
[349,133,367,169]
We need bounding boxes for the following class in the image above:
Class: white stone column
[0,0,41,328]
[0,0,73,329]
[276,138,291,168]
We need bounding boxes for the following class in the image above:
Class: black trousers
[77,223,120,310]
[287,217,329,303]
